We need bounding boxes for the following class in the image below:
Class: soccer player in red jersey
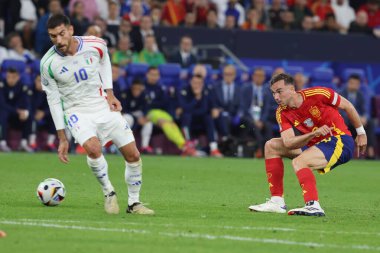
[249,73,367,216]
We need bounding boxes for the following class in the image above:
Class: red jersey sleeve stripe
[92,46,103,59]
[82,39,107,46]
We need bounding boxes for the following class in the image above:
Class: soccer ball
[36,178,66,206]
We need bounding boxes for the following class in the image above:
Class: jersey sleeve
[307,87,341,107]
[276,106,292,132]
[95,38,113,90]
[41,60,66,130]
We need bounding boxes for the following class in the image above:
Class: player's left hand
[107,95,122,112]
[355,134,367,157]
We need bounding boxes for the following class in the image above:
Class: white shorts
[64,107,135,148]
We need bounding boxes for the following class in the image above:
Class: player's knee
[264,139,276,156]
[292,156,307,172]
[84,140,102,158]
[125,149,141,163]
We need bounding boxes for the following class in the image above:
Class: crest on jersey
[303,118,314,128]
[309,106,321,119]
[294,120,300,127]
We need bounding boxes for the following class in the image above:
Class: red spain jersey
[276,87,351,147]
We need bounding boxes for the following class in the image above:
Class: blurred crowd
[1,0,380,59]
[0,0,379,159]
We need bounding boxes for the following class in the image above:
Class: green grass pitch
[0,153,380,253]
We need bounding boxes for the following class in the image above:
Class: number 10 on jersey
[74,68,88,83]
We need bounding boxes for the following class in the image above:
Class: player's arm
[338,95,367,156]
[97,42,122,111]
[41,65,69,163]
[281,126,333,150]
[281,128,313,150]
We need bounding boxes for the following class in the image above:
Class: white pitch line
[10,218,380,237]
[1,220,380,251]
[0,220,148,234]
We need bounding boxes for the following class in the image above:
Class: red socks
[265,158,284,197]
[296,168,319,203]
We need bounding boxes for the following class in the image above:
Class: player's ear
[69,25,74,36]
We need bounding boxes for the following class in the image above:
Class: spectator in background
[241,8,267,31]
[318,13,341,33]
[224,14,238,29]
[70,1,90,36]
[118,19,133,41]
[358,0,380,28]
[272,67,285,76]
[120,0,150,17]
[212,65,243,142]
[95,0,109,20]
[85,25,102,37]
[6,32,35,63]
[132,34,166,66]
[311,0,334,29]
[112,36,133,67]
[0,68,32,152]
[143,67,196,156]
[268,0,286,29]
[188,0,217,26]
[34,0,63,56]
[170,35,198,68]
[300,15,316,31]
[119,79,154,154]
[130,15,155,52]
[94,17,117,49]
[178,74,223,157]
[28,74,56,151]
[123,0,144,26]
[289,0,313,28]
[250,0,270,27]
[0,0,20,36]
[340,74,376,159]
[161,0,187,26]
[69,0,99,22]
[225,0,246,27]
[349,10,374,35]
[107,0,122,41]
[150,4,163,26]
[14,0,37,50]
[294,72,307,90]
[241,68,274,158]
[276,10,297,30]
[206,9,220,28]
[0,45,8,64]
[183,11,197,27]
[331,0,356,32]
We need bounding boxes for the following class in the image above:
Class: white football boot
[288,201,325,217]
[249,197,287,214]
[127,202,155,215]
[104,191,120,214]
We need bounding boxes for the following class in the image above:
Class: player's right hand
[355,134,367,157]
[58,139,69,164]
[314,125,333,137]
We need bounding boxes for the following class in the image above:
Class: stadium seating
[342,68,366,82]
[285,66,304,76]
[309,68,337,90]
[125,63,149,86]
[1,59,32,86]
[158,63,181,87]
